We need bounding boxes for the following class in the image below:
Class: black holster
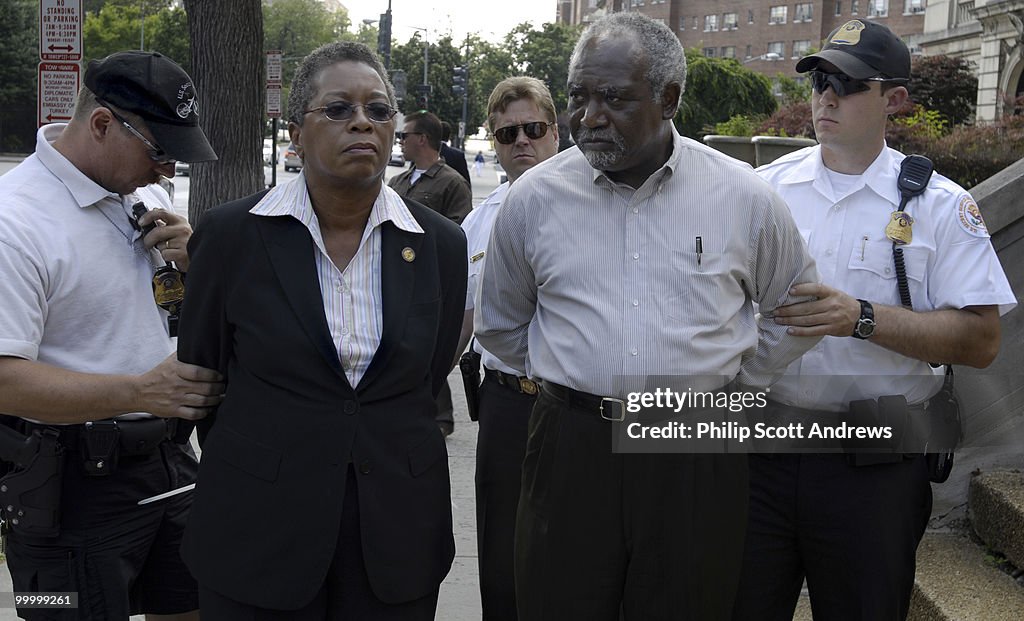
[0,428,65,538]
[459,348,482,422]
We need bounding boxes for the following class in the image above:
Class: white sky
[347,0,559,44]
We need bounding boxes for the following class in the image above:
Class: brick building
[560,0,926,79]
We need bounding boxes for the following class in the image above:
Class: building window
[694,16,698,30]
[749,10,755,24]
[722,46,736,59]
[629,0,645,7]
[768,41,786,58]
[703,47,717,57]
[792,39,811,58]
[795,3,813,21]
[746,44,753,58]
[851,0,860,14]
[904,0,925,13]
[769,6,788,24]
[679,16,687,30]
[704,15,719,31]
[723,12,739,30]
[868,0,888,16]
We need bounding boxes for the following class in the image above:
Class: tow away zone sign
[38,62,80,127]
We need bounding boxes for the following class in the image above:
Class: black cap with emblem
[795,20,911,81]
[85,51,217,163]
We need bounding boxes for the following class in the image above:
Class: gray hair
[288,41,396,126]
[569,12,686,113]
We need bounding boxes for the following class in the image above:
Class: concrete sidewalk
[0,370,482,620]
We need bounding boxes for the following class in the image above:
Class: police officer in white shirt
[457,76,560,621]
[733,20,1017,621]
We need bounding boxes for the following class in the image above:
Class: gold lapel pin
[402,247,416,262]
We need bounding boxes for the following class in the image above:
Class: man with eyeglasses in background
[389,110,472,437]
[733,20,1015,621]
[0,50,222,620]
[454,76,560,621]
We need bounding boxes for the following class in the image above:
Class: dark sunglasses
[98,99,174,164]
[809,71,906,98]
[396,131,424,140]
[302,101,397,123]
[492,122,554,145]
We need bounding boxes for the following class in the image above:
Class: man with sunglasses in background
[734,21,1015,621]
[455,76,560,621]
[0,51,223,620]
[389,110,472,438]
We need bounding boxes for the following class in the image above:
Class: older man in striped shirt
[476,12,820,621]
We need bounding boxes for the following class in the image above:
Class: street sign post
[265,51,284,188]
[266,84,282,119]
[40,0,82,62]
[38,62,80,127]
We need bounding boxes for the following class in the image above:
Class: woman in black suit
[177,41,467,620]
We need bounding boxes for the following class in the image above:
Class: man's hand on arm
[773,282,1001,368]
[0,353,223,424]
[139,208,192,271]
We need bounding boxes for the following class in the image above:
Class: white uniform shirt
[250,176,423,387]
[758,145,1016,411]
[0,124,175,419]
[461,182,521,375]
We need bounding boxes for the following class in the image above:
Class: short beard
[573,127,627,170]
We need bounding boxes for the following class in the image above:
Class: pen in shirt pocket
[695,236,703,268]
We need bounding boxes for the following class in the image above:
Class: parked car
[389,141,405,167]
[283,143,302,172]
[175,161,190,176]
[263,138,274,165]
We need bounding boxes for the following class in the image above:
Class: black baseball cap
[85,51,217,163]
[795,20,911,81]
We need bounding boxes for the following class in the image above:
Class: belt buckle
[519,378,539,395]
[600,397,626,422]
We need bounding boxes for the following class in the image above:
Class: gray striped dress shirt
[475,130,821,398]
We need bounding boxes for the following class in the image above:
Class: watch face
[857,319,875,338]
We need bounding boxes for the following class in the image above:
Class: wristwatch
[852,299,875,339]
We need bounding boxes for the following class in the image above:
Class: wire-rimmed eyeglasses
[302,101,398,123]
[97,99,174,164]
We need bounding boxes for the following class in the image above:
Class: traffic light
[416,94,429,109]
[452,66,467,96]
[377,11,392,69]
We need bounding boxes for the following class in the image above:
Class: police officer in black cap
[0,50,222,620]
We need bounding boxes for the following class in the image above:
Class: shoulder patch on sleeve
[956,195,988,237]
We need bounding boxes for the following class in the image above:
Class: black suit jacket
[177,190,467,609]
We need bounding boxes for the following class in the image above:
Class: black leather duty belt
[483,367,540,396]
[539,381,627,422]
[24,417,178,458]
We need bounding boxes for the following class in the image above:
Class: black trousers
[515,389,748,621]
[732,453,932,621]
[475,375,535,621]
[198,466,439,620]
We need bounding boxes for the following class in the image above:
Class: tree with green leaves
[908,55,977,127]
[676,51,777,139]
[505,22,582,112]
[391,34,465,126]
[0,0,37,152]
[83,1,190,72]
